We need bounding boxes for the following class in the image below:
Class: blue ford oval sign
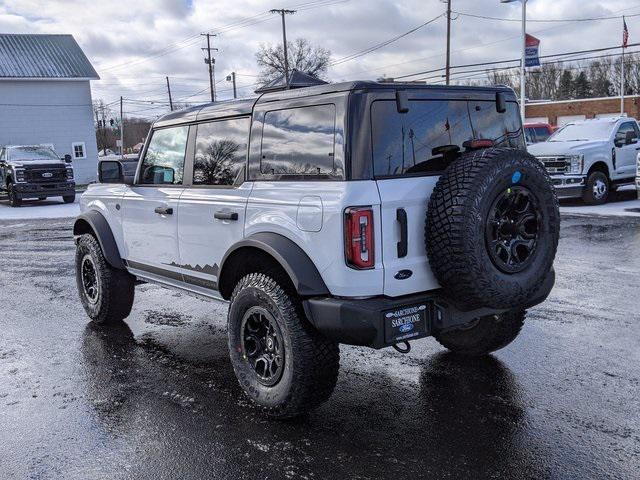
[399,323,414,333]
[394,269,413,280]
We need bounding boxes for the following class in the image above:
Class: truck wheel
[426,148,560,310]
[75,234,135,325]
[582,171,609,205]
[63,194,76,204]
[227,272,339,419]
[434,310,525,356]
[7,183,21,207]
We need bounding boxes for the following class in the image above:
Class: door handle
[214,211,239,221]
[396,208,408,258]
[154,206,173,215]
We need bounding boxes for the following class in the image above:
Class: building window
[72,142,86,159]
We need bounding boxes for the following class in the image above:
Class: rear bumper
[13,181,75,199]
[303,268,555,349]
[550,175,585,199]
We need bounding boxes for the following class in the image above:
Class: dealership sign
[525,34,541,67]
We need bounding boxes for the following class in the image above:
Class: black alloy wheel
[485,186,541,274]
[81,254,100,304]
[241,307,285,386]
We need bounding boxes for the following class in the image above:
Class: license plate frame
[383,303,430,344]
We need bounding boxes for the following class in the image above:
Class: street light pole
[501,0,527,123]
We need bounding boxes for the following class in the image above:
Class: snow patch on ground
[0,198,80,220]
[560,198,640,218]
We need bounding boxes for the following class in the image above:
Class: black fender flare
[73,211,125,270]
[218,232,330,298]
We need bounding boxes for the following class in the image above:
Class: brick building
[525,95,640,127]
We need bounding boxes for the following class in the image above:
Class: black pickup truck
[0,145,76,207]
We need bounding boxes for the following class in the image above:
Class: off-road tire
[434,310,526,356]
[7,182,21,207]
[63,194,76,204]
[426,147,560,310]
[582,170,609,205]
[75,234,135,324]
[228,273,339,419]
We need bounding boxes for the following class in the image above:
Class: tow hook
[392,341,411,354]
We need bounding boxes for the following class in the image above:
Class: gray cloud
[1,0,637,118]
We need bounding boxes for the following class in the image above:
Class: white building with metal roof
[0,34,99,184]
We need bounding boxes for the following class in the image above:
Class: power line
[329,13,444,67]
[453,10,640,23]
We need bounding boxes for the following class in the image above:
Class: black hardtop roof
[153,80,515,128]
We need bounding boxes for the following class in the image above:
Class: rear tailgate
[376,177,441,296]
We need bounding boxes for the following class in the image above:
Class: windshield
[371,99,524,177]
[10,146,60,162]
[548,122,614,142]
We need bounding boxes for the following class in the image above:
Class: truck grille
[537,156,569,174]
[24,165,67,183]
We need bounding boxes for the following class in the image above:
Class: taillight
[344,206,374,269]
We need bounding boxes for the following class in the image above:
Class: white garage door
[595,113,622,119]
[557,115,586,126]
[525,116,549,124]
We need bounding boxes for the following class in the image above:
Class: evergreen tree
[557,70,575,100]
[574,71,592,98]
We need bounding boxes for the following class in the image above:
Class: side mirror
[99,160,132,184]
[625,131,638,145]
[64,154,72,163]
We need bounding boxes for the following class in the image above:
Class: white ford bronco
[528,117,640,204]
[74,81,560,418]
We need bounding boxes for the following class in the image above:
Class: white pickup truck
[528,117,639,204]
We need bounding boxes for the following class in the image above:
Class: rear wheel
[75,234,135,324]
[63,194,76,204]
[7,182,21,207]
[434,310,526,356]
[582,170,609,205]
[227,272,339,419]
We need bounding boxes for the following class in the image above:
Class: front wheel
[63,194,76,204]
[582,170,609,205]
[7,183,21,207]
[75,234,135,324]
[227,273,340,419]
[434,310,526,356]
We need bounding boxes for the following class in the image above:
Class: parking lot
[0,194,639,479]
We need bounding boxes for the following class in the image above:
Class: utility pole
[166,76,174,111]
[270,9,296,86]
[444,0,452,85]
[201,33,218,102]
[227,72,237,99]
[120,96,124,160]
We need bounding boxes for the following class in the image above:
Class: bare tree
[256,38,330,85]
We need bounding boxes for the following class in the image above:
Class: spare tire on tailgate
[426,147,560,311]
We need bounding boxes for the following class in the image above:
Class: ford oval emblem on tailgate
[42,172,53,178]
[394,269,413,280]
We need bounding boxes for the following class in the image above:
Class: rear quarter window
[371,99,524,178]
[260,104,337,177]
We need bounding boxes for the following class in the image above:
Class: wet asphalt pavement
[1,213,639,480]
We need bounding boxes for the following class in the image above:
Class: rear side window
[533,127,551,142]
[193,117,249,186]
[260,104,336,176]
[139,126,188,185]
[371,99,524,178]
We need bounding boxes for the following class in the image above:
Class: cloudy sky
[1,0,637,119]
